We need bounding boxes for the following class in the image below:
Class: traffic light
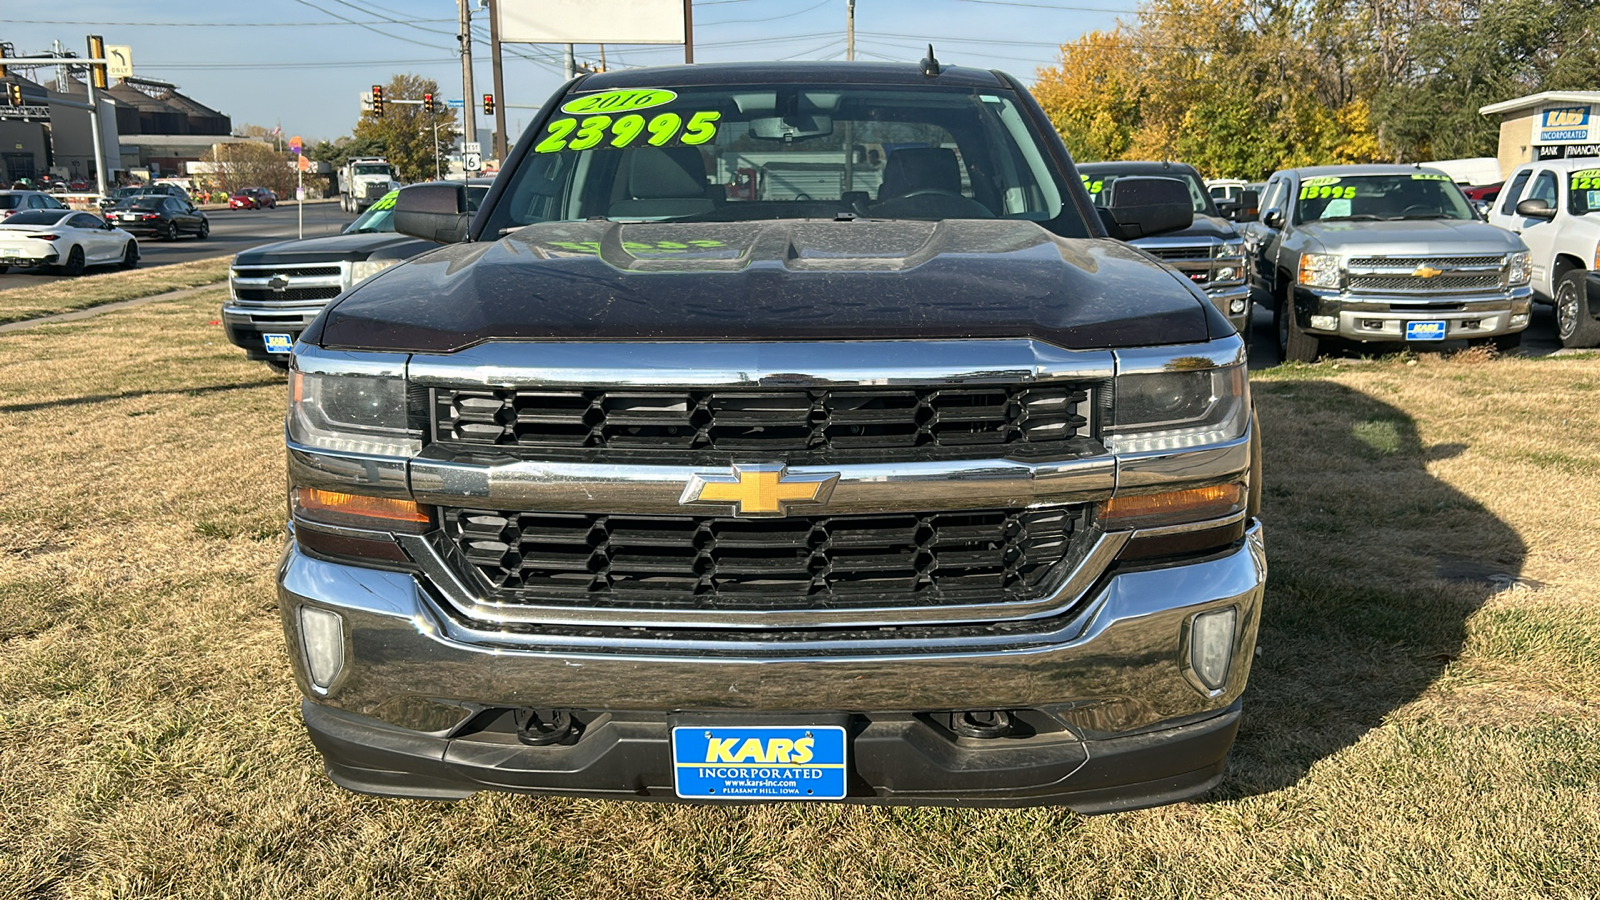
[423,92,435,114]
[7,82,21,108]
[371,84,383,118]
[482,93,494,116]
[0,43,10,79]
[87,35,108,89]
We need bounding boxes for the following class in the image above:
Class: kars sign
[1536,106,1595,145]
[496,0,686,45]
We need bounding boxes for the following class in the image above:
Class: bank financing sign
[1538,106,1594,144]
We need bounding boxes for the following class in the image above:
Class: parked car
[1242,164,1531,361]
[222,180,491,371]
[98,186,147,212]
[0,190,69,219]
[1081,161,1254,333]
[1487,158,1600,347]
[0,209,139,275]
[108,196,210,241]
[276,61,1266,811]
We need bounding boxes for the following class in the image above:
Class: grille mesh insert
[442,506,1083,610]
[432,384,1090,460]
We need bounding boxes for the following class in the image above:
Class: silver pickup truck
[1243,164,1532,361]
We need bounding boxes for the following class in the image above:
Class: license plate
[1405,320,1447,341]
[672,725,847,800]
[262,333,294,354]
[1,249,22,258]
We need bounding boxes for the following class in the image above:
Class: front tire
[1555,270,1600,349]
[120,240,139,269]
[1276,295,1320,363]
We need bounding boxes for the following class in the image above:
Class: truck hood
[1132,213,1237,245]
[1300,218,1525,255]
[308,219,1220,353]
[232,231,431,266]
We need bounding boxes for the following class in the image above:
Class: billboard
[1535,105,1595,145]
[496,0,685,45]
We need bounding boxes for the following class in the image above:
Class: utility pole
[847,0,856,61]
[488,0,508,161]
[457,0,477,145]
[683,0,694,63]
[563,44,575,80]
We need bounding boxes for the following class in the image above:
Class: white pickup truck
[1488,158,1600,347]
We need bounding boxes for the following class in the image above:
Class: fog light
[299,606,346,690]
[1511,313,1530,326]
[1310,315,1338,330]
[1187,606,1237,693]
[1229,298,1247,314]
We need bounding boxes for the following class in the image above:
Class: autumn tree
[350,74,458,183]
[202,141,293,196]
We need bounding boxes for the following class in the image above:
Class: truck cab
[1487,158,1600,347]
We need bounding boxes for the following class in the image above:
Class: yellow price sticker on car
[534,110,721,153]
[561,89,677,115]
[1300,185,1356,200]
[1301,176,1342,187]
[1080,175,1104,194]
[368,190,400,212]
[1570,169,1600,190]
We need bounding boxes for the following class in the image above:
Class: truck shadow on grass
[1216,377,1525,800]
[0,378,280,416]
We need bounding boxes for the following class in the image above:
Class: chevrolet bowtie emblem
[680,464,839,517]
[1413,265,1444,279]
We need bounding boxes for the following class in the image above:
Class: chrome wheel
[1556,279,1579,342]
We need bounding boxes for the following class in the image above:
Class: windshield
[4,210,69,226]
[483,84,1084,235]
[1570,167,1600,215]
[1296,173,1473,222]
[353,165,391,177]
[1080,170,1214,215]
[345,185,491,234]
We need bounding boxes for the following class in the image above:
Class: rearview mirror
[748,115,833,141]
[1096,175,1194,240]
[1233,190,1259,221]
[1262,208,1284,229]
[394,183,471,243]
[1514,198,1557,220]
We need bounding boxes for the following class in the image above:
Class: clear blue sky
[6,0,1137,143]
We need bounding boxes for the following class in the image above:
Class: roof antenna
[920,44,941,77]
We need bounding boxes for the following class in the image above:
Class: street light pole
[489,0,508,161]
[457,0,477,146]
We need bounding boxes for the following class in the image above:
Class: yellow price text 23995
[535,111,721,154]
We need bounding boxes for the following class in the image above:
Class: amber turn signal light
[1101,483,1244,529]
[293,488,432,532]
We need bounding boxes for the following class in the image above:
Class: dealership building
[1480,90,1600,178]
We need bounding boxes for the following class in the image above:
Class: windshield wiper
[1384,214,1451,220]
[1316,214,1382,221]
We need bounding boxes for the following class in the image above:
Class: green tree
[349,74,457,183]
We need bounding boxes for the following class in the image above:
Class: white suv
[1488,158,1600,347]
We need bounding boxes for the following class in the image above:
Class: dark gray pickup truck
[276,59,1266,811]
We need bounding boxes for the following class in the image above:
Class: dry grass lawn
[1,287,1597,898]
[0,257,230,325]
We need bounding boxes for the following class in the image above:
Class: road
[0,202,359,290]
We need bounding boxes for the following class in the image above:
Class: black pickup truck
[277,59,1266,811]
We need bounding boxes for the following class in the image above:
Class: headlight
[289,368,420,456]
[1212,238,1245,260]
[1107,362,1249,453]
[351,258,401,285]
[1298,253,1341,289]
[1506,251,1531,285]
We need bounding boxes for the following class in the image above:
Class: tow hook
[952,709,1014,739]
[514,709,576,746]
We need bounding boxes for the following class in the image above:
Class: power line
[701,0,834,26]
[138,57,459,70]
[0,17,455,26]
[955,0,1133,10]
[288,0,453,51]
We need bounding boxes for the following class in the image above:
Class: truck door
[1489,165,1533,232]
[1252,176,1294,303]
[1512,169,1562,296]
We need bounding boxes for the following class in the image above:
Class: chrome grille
[229,262,348,309]
[1346,255,1504,269]
[431,383,1093,462]
[442,505,1083,611]
[1347,274,1503,293]
[233,286,343,303]
[1148,245,1211,261]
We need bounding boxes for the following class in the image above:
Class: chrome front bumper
[278,521,1265,736]
[1294,285,1534,340]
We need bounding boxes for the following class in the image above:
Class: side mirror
[1215,198,1240,218]
[394,183,471,244]
[1097,175,1194,240]
[1234,190,1260,221]
[1514,198,1557,220]
[1262,208,1285,229]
